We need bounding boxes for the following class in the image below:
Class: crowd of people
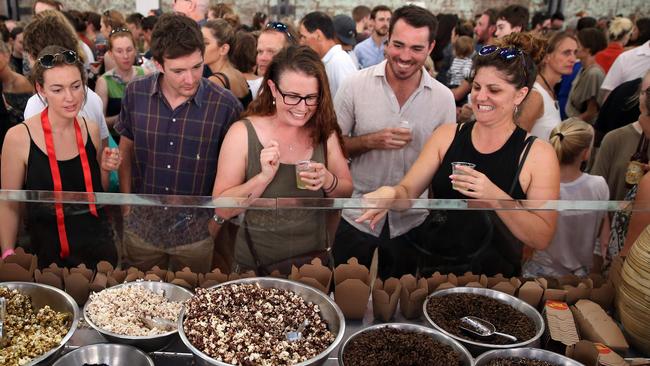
[0,0,648,280]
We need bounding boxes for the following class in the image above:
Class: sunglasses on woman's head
[110,27,131,36]
[266,21,294,41]
[478,45,528,84]
[37,50,78,69]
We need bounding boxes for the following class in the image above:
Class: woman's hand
[450,165,508,199]
[260,140,280,182]
[299,162,330,191]
[355,186,398,231]
[101,147,121,171]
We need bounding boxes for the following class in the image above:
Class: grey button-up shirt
[334,60,456,238]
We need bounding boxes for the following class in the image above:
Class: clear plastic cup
[295,160,314,189]
[451,162,476,190]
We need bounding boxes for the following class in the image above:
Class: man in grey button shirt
[333,5,455,278]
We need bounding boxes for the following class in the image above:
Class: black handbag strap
[509,135,537,196]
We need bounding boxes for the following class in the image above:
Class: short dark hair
[126,12,144,27]
[301,12,335,40]
[150,13,205,65]
[389,5,438,44]
[231,30,256,74]
[352,6,371,23]
[531,11,550,29]
[141,15,158,31]
[483,8,498,26]
[64,10,86,33]
[634,17,650,46]
[576,16,597,31]
[551,12,565,21]
[370,5,391,20]
[84,11,101,31]
[9,27,23,40]
[497,5,529,31]
[577,28,607,55]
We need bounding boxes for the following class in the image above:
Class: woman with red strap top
[0,45,121,268]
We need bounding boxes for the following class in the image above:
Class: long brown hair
[245,45,343,149]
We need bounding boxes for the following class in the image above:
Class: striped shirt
[115,72,242,247]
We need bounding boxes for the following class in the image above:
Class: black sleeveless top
[213,72,253,109]
[424,122,534,276]
[22,121,117,268]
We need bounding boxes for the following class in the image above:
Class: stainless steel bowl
[178,277,346,366]
[83,281,193,351]
[423,287,545,356]
[474,348,583,365]
[52,343,155,366]
[338,323,474,366]
[1,281,79,366]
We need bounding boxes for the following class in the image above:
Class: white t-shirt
[600,40,650,92]
[247,77,263,100]
[79,40,95,69]
[530,82,562,141]
[526,173,609,277]
[23,87,109,140]
[322,44,358,97]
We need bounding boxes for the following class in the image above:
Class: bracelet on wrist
[323,174,338,194]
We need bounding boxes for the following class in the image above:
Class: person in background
[99,10,126,72]
[95,28,144,141]
[232,30,259,97]
[254,21,298,98]
[64,10,96,69]
[173,0,209,25]
[333,5,456,278]
[628,17,650,48]
[333,15,359,69]
[22,9,110,152]
[551,12,565,30]
[207,3,240,29]
[531,12,551,34]
[523,118,609,277]
[252,12,267,31]
[352,5,372,43]
[518,32,578,140]
[32,0,62,14]
[115,14,242,272]
[202,19,252,108]
[212,45,352,272]
[300,11,358,97]
[494,5,530,39]
[431,13,457,87]
[83,11,104,46]
[0,45,120,267]
[595,17,633,74]
[622,172,650,256]
[474,8,497,50]
[125,12,145,53]
[0,40,33,126]
[354,5,391,69]
[8,27,24,75]
[447,35,474,106]
[566,28,607,125]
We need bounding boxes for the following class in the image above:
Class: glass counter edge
[0,189,647,211]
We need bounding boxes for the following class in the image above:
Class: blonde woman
[523,118,609,277]
[595,17,633,73]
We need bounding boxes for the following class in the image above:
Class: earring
[514,104,519,117]
[272,99,276,106]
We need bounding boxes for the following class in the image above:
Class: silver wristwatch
[212,214,227,225]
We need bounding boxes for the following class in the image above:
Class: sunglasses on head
[478,45,528,84]
[37,50,78,69]
[110,27,131,36]
[266,21,294,41]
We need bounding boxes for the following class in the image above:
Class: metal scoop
[459,316,518,342]
[286,319,309,342]
[0,297,6,347]
[140,315,177,332]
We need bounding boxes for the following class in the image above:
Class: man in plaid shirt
[116,13,242,272]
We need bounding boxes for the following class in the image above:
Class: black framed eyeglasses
[110,27,131,36]
[478,45,528,84]
[276,86,319,106]
[266,21,294,42]
[37,50,78,69]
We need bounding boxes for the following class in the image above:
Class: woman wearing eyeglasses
[202,19,252,109]
[0,46,121,268]
[357,38,560,276]
[95,28,145,142]
[212,45,352,273]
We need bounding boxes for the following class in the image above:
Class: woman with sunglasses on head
[212,45,352,273]
[0,46,121,268]
[517,32,578,141]
[98,10,127,73]
[202,19,252,108]
[95,27,145,142]
[358,38,560,276]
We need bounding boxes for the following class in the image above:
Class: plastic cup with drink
[451,162,476,191]
[295,160,315,189]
